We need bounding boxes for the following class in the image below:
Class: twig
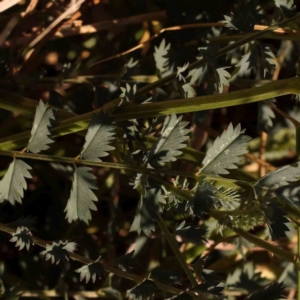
[157,213,197,287]
[271,105,300,127]
[0,222,211,300]
[28,0,86,49]
[25,0,39,14]
[161,180,300,268]
[0,15,19,47]
[258,131,267,177]
[0,149,199,179]
[0,0,20,13]
[90,22,300,67]
[4,10,167,47]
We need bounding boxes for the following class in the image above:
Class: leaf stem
[156,213,197,287]
[0,149,198,179]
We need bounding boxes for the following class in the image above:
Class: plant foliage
[1,0,300,299]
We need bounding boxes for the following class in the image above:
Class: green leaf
[9,226,33,251]
[258,100,275,133]
[176,221,207,245]
[275,0,296,17]
[245,282,286,300]
[215,67,231,93]
[75,257,105,283]
[265,201,290,240]
[255,162,300,188]
[200,123,251,175]
[27,100,55,153]
[40,240,76,264]
[130,186,165,236]
[190,182,217,217]
[64,167,98,224]
[0,159,32,205]
[147,114,190,168]
[80,112,115,161]
[153,38,171,77]
[226,262,265,293]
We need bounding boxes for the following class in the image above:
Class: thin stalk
[2,14,298,150]
[160,180,300,267]
[0,223,209,300]
[0,149,198,179]
[157,213,197,287]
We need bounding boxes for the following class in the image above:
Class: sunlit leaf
[147,114,190,168]
[255,162,300,188]
[75,256,105,283]
[0,159,32,205]
[275,0,296,17]
[214,67,231,93]
[80,112,115,161]
[153,38,171,77]
[27,100,55,153]
[9,226,34,251]
[40,240,76,264]
[64,167,98,224]
[182,83,196,98]
[200,123,251,175]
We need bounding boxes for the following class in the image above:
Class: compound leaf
[65,167,98,224]
[258,100,275,133]
[200,123,251,175]
[215,67,231,93]
[27,100,55,153]
[130,185,165,236]
[190,182,217,217]
[147,114,190,168]
[80,112,115,161]
[0,159,32,205]
[40,240,76,264]
[153,38,171,77]
[9,226,34,251]
[75,257,105,283]
[255,162,300,188]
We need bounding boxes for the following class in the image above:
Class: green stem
[160,180,300,268]
[2,15,299,152]
[0,223,208,300]
[0,149,198,179]
[157,213,197,287]
[112,77,300,121]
